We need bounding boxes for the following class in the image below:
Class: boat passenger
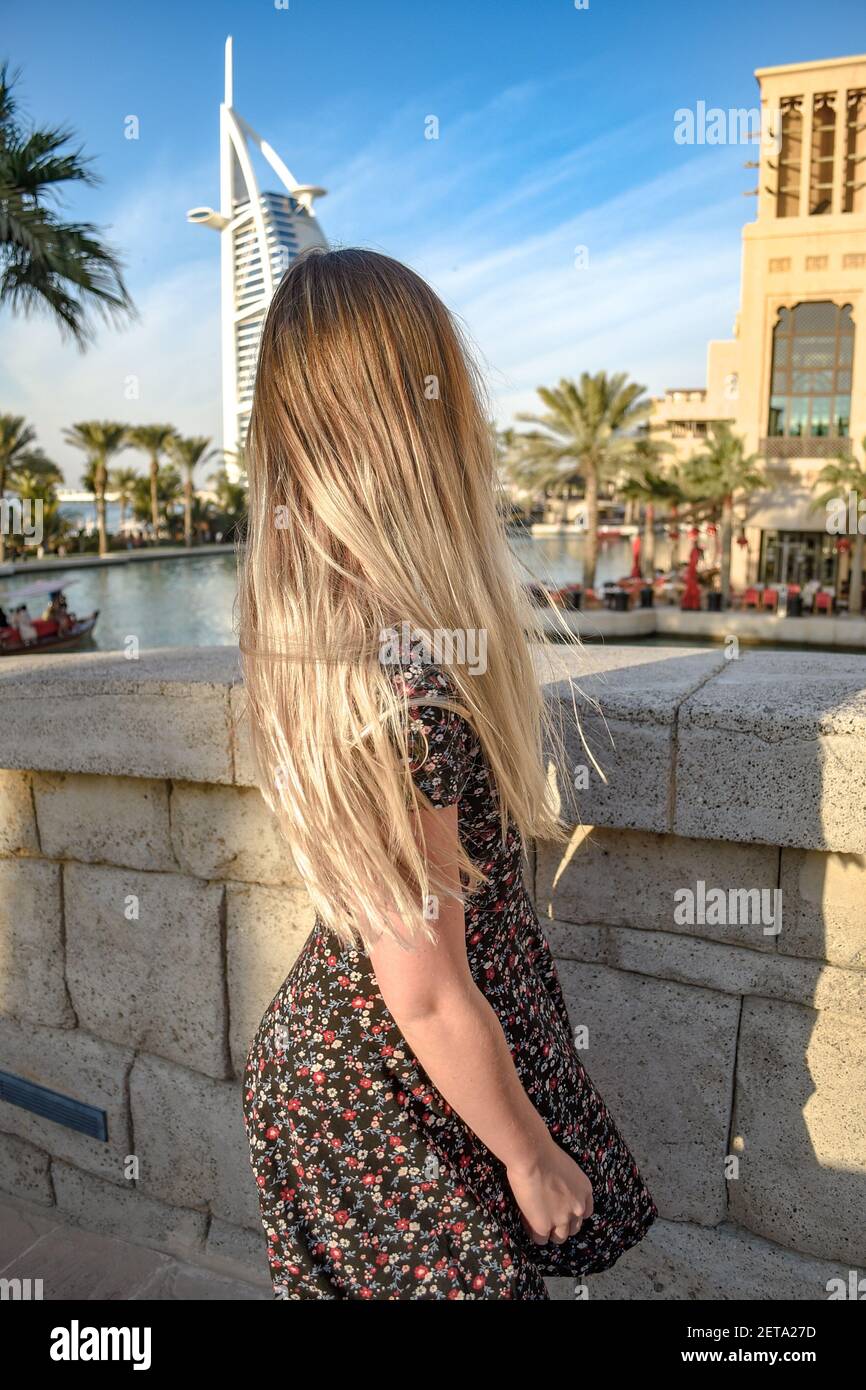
[11,604,38,646]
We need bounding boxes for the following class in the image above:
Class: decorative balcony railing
[760,436,852,459]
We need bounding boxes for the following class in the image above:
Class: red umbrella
[681,543,702,610]
[630,533,642,579]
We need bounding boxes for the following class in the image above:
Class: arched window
[768,301,853,439]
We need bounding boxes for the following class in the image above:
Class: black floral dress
[242,659,657,1300]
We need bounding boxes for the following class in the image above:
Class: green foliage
[0,61,135,346]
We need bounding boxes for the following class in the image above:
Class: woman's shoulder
[381,652,481,805]
[386,653,462,706]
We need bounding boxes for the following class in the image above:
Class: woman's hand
[507,1142,594,1246]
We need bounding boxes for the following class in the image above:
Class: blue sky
[2,0,863,485]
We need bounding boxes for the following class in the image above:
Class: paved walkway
[0,1194,270,1301]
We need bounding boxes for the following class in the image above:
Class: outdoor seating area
[734,582,837,615]
[528,573,846,620]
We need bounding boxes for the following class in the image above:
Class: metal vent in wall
[0,1071,108,1141]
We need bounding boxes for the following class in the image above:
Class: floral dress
[242,658,657,1300]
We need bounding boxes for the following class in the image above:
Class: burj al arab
[186,37,329,478]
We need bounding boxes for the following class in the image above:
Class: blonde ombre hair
[238,247,576,950]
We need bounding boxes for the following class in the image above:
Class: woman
[239,248,656,1300]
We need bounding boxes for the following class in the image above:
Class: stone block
[547,921,866,1018]
[730,997,866,1265]
[33,772,175,871]
[205,1216,271,1289]
[676,651,866,852]
[226,881,316,1075]
[536,644,727,834]
[52,1159,207,1259]
[230,683,257,788]
[546,1217,860,1300]
[128,1052,261,1230]
[0,858,73,1026]
[555,959,738,1225]
[0,1017,133,1182]
[64,863,228,1078]
[779,848,866,969]
[0,646,239,783]
[171,781,301,885]
[0,769,39,855]
[537,827,779,952]
[0,1131,54,1205]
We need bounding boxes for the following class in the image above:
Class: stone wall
[0,644,863,1299]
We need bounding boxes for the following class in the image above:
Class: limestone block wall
[0,644,863,1299]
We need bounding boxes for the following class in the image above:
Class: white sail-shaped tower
[187,36,328,478]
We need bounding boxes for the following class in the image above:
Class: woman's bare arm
[365,801,593,1244]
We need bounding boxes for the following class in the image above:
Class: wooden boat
[0,577,99,656]
[0,612,99,655]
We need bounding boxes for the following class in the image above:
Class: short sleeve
[397,663,478,807]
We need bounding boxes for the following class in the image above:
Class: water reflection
[0,536,642,652]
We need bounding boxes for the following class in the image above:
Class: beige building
[651,53,866,598]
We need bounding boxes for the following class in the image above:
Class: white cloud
[1,257,220,487]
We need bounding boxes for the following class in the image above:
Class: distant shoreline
[0,544,237,578]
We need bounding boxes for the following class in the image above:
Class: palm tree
[0,63,134,346]
[620,443,682,580]
[494,425,541,522]
[167,434,216,547]
[208,460,248,541]
[811,439,866,616]
[681,424,763,607]
[0,412,38,561]
[12,450,68,552]
[110,465,139,533]
[126,425,176,538]
[131,465,183,537]
[514,373,651,589]
[222,444,247,483]
[63,421,127,556]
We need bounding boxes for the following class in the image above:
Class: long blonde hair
[238,247,574,950]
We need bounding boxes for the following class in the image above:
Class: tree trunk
[720,495,734,608]
[644,503,655,578]
[0,465,5,564]
[583,465,599,590]
[96,462,108,558]
[184,475,193,548]
[150,457,160,539]
[669,504,680,569]
[850,529,864,617]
